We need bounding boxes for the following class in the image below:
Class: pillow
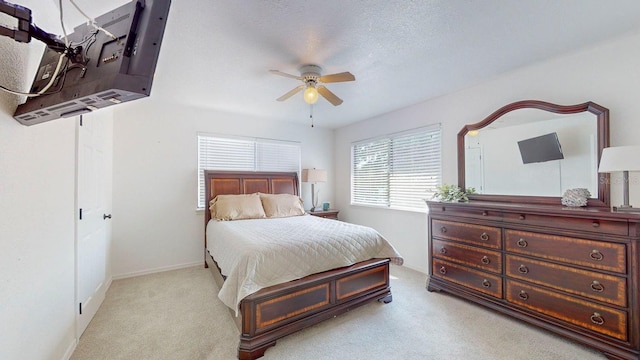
[209,193,266,221]
[259,193,305,218]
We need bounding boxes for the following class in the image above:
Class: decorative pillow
[259,193,305,218]
[209,193,266,221]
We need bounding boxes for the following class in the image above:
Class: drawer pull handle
[440,226,447,234]
[517,238,528,248]
[592,222,600,228]
[518,265,529,274]
[439,266,447,275]
[590,312,605,325]
[481,256,490,265]
[480,232,489,241]
[439,247,447,254]
[590,281,604,293]
[482,279,491,288]
[518,290,529,300]
[519,214,526,220]
[589,250,604,261]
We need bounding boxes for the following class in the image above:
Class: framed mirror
[458,100,610,207]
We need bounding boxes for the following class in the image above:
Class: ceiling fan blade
[318,72,355,83]
[270,69,302,80]
[317,85,343,106]
[276,85,304,101]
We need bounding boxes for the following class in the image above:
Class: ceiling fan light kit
[303,82,319,104]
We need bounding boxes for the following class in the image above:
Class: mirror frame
[458,100,610,207]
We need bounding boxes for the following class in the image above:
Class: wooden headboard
[203,170,299,226]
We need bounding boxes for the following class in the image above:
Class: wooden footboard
[207,252,392,359]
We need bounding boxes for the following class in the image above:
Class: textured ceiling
[45,1,640,128]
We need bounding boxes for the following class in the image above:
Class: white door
[465,146,484,192]
[76,114,110,336]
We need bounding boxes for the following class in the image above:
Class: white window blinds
[351,125,441,211]
[197,135,301,209]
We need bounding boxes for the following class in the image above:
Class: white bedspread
[206,215,403,314]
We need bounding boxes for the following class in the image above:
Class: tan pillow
[259,193,305,218]
[209,197,218,219]
[209,193,266,221]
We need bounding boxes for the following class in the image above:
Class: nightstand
[308,209,339,220]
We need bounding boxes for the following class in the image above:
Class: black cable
[33,57,71,95]
[82,31,98,57]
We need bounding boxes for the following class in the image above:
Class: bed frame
[203,170,393,359]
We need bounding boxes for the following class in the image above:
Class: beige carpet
[71,265,605,360]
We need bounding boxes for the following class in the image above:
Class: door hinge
[79,302,82,315]
[79,115,83,126]
[79,208,83,220]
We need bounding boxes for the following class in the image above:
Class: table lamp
[598,145,640,212]
[302,168,327,211]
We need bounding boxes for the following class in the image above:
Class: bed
[203,170,403,359]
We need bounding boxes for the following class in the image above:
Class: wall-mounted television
[13,0,171,125]
[517,132,564,164]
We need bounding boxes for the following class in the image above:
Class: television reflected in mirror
[517,132,564,164]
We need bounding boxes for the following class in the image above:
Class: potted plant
[431,184,476,202]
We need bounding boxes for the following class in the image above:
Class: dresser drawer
[433,239,501,273]
[503,212,628,236]
[506,280,627,341]
[432,219,501,249]
[505,229,626,273]
[432,259,502,298]
[429,204,501,221]
[505,255,627,307]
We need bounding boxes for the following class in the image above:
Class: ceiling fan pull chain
[310,104,314,128]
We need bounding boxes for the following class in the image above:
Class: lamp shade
[302,168,327,183]
[598,146,640,173]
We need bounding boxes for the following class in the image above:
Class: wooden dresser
[426,201,640,360]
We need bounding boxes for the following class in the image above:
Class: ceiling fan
[270,65,355,106]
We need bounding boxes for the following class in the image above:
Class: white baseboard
[112,261,203,280]
[61,338,77,360]
[397,263,427,275]
[104,275,113,293]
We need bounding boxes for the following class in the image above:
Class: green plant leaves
[431,184,475,202]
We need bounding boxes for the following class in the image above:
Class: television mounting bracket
[0,0,85,63]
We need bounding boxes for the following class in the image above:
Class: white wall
[335,30,640,274]
[0,2,78,359]
[0,2,116,358]
[110,100,334,277]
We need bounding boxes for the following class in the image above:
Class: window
[197,134,301,209]
[351,125,441,211]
